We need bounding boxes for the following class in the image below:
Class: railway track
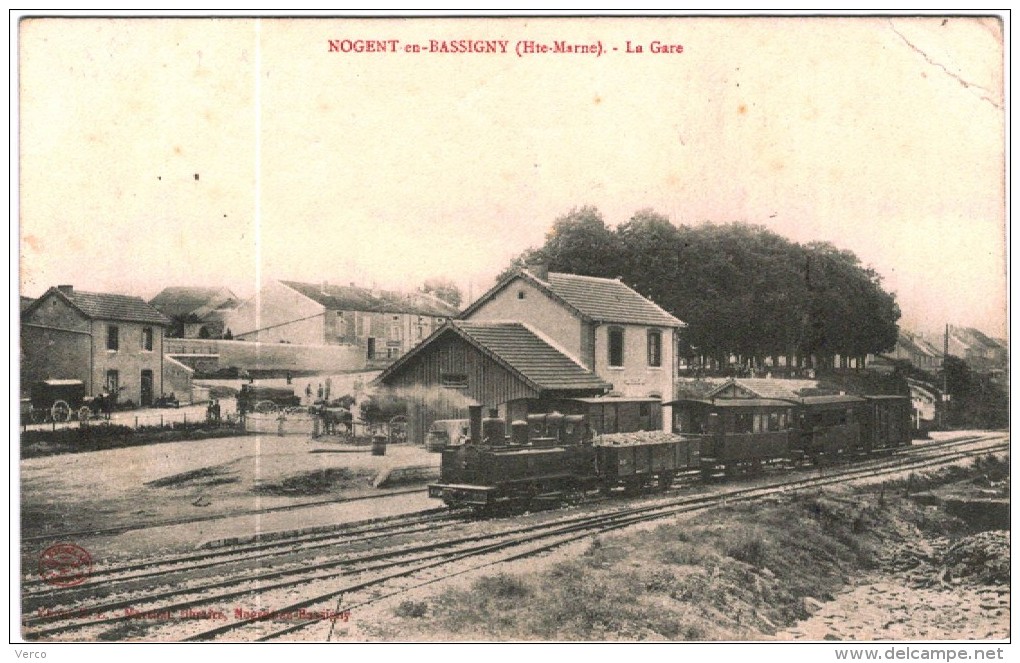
[21,486,430,546]
[22,508,459,609]
[21,432,1007,642]
[263,435,1013,642]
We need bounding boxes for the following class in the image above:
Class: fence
[244,412,318,436]
[241,412,408,442]
[22,406,408,443]
[20,407,241,433]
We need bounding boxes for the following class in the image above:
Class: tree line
[501,206,901,369]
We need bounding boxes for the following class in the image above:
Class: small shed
[375,320,611,445]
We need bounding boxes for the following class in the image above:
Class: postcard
[15,13,1008,647]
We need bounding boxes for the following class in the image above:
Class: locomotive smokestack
[468,404,483,445]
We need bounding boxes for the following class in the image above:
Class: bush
[20,421,247,458]
[394,600,428,618]
[474,573,531,599]
[358,391,408,423]
[659,541,715,566]
[723,527,770,567]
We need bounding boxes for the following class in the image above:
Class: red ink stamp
[38,543,92,587]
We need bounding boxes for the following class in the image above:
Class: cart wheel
[254,400,279,414]
[31,409,46,424]
[77,406,92,422]
[51,400,71,422]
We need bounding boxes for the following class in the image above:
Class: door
[140,370,153,407]
[366,337,376,360]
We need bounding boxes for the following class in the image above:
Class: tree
[541,206,622,278]
[942,355,1007,429]
[422,278,463,309]
[501,208,902,369]
[493,206,621,283]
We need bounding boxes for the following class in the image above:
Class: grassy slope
[368,456,1006,641]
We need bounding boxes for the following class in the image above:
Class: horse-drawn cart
[27,380,99,423]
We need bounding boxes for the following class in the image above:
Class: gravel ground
[20,433,439,567]
[775,578,1009,641]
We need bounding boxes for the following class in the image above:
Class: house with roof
[224,280,458,366]
[376,320,668,444]
[948,325,1008,373]
[886,331,944,373]
[21,285,170,406]
[706,378,824,401]
[459,264,685,403]
[376,265,684,442]
[149,286,240,339]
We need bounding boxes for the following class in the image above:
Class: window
[440,372,468,389]
[608,327,624,367]
[647,329,662,367]
[105,370,119,393]
[388,323,402,342]
[141,327,153,351]
[106,325,119,351]
[734,413,753,434]
[517,290,526,300]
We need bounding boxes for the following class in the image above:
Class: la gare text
[327,39,683,57]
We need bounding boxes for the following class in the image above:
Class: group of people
[89,389,116,419]
[206,398,222,423]
[304,381,333,405]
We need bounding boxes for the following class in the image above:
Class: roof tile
[545,272,682,327]
[281,280,458,318]
[61,289,170,325]
[454,321,610,391]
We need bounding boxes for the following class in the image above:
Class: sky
[17,15,1007,340]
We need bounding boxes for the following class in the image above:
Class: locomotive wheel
[50,400,71,422]
[77,406,92,422]
[253,400,279,414]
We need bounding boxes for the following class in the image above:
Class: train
[428,394,911,509]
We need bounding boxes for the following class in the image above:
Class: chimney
[468,404,483,445]
[321,280,329,293]
[526,259,549,281]
[57,285,73,295]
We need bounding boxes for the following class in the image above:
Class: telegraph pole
[942,323,950,427]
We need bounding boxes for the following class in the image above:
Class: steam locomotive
[428,394,911,509]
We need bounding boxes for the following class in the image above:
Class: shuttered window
[608,327,624,367]
[647,329,662,367]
